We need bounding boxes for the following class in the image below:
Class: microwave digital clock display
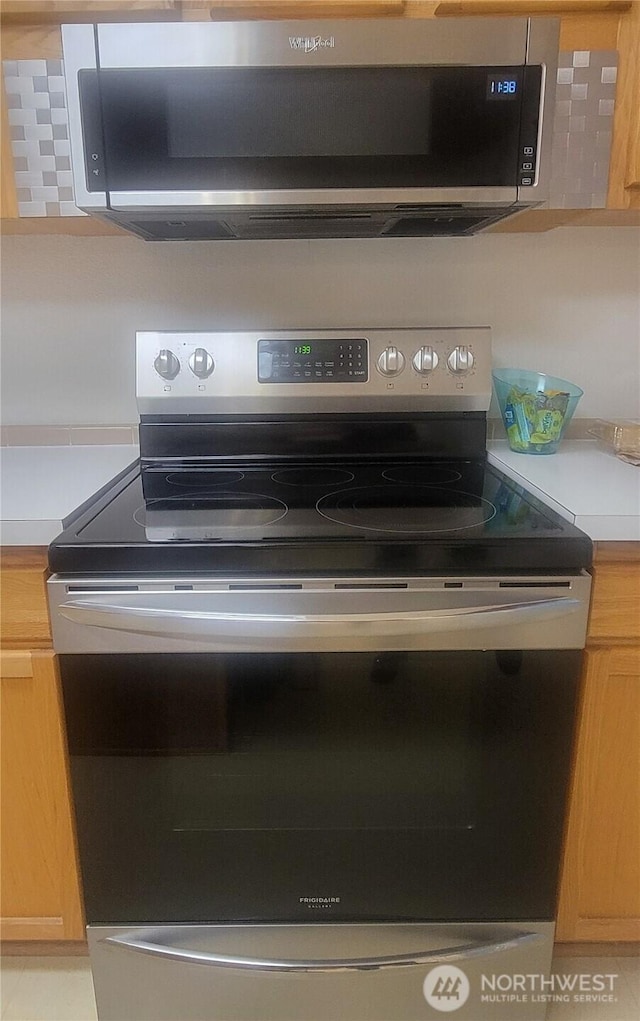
[486,73,520,99]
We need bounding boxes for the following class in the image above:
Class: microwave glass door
[79,66,533,193]
[60,648,579,926]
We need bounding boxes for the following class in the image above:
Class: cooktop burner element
[165,470,245,488]
[271,467,356,487]
[381,464,462,486]
[134,491,289,538]
[316,485,496,534]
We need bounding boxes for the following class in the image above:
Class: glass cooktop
[48,458,593,575]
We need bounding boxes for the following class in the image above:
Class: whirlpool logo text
[289,35,335,53]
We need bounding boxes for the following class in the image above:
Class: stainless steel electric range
[48,329,592,1021]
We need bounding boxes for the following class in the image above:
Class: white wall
[1,228,639,425]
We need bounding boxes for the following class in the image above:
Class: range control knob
[447,345,475,375]
[412,346,439,375]
[153,349,180,380]
[377,346,406,376]
[188,347,215,379]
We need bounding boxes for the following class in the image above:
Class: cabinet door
[1,82,18,219]
[556,645,640,941]
[430,1,630,11]
[609,0,640,205]
[180,1,407,18]
[0,550,51,648]
[0,2,178,19]
[0,650,84,940]
[588,558,640,644]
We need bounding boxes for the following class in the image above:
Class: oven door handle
[59,596,582,642]
[103,928,542,972]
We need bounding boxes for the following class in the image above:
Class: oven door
[60,646,581,926]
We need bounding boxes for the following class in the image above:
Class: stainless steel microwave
[62,17,559,240]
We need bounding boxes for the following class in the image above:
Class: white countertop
[0,440,638,547]
[488,440,640,542]
[0,445,139,546]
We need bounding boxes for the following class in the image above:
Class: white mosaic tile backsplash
[550,50,618,209]
[3,57,85,217]
[2,51,618,217]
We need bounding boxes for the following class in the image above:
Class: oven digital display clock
[258,339,368,383]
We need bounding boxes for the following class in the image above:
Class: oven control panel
[258,339,368,383]
[137,328,492,415]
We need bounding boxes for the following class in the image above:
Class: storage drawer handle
[104,929,541,973]
[60,597,581,641]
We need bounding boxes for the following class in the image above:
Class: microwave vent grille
[130,220,234,241]
[117,205,515,240]
[237,213,380,239]
[386,215,496,237]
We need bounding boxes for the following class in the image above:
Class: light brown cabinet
[0,549,84,942]
[181,1,631,17]
[181,1,408,16]
[429,1,631,14]
[609,0,640,206]
[556,542,640,942]
[0,2,178,20]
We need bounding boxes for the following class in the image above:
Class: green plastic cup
[492,368,583,455]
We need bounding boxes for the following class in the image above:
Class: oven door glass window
[60,650,579,925]
[80,66,527,193]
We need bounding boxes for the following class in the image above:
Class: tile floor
[0,954,638,1021]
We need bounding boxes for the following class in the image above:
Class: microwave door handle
[104,929,542,972]
[59,596,581,640]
